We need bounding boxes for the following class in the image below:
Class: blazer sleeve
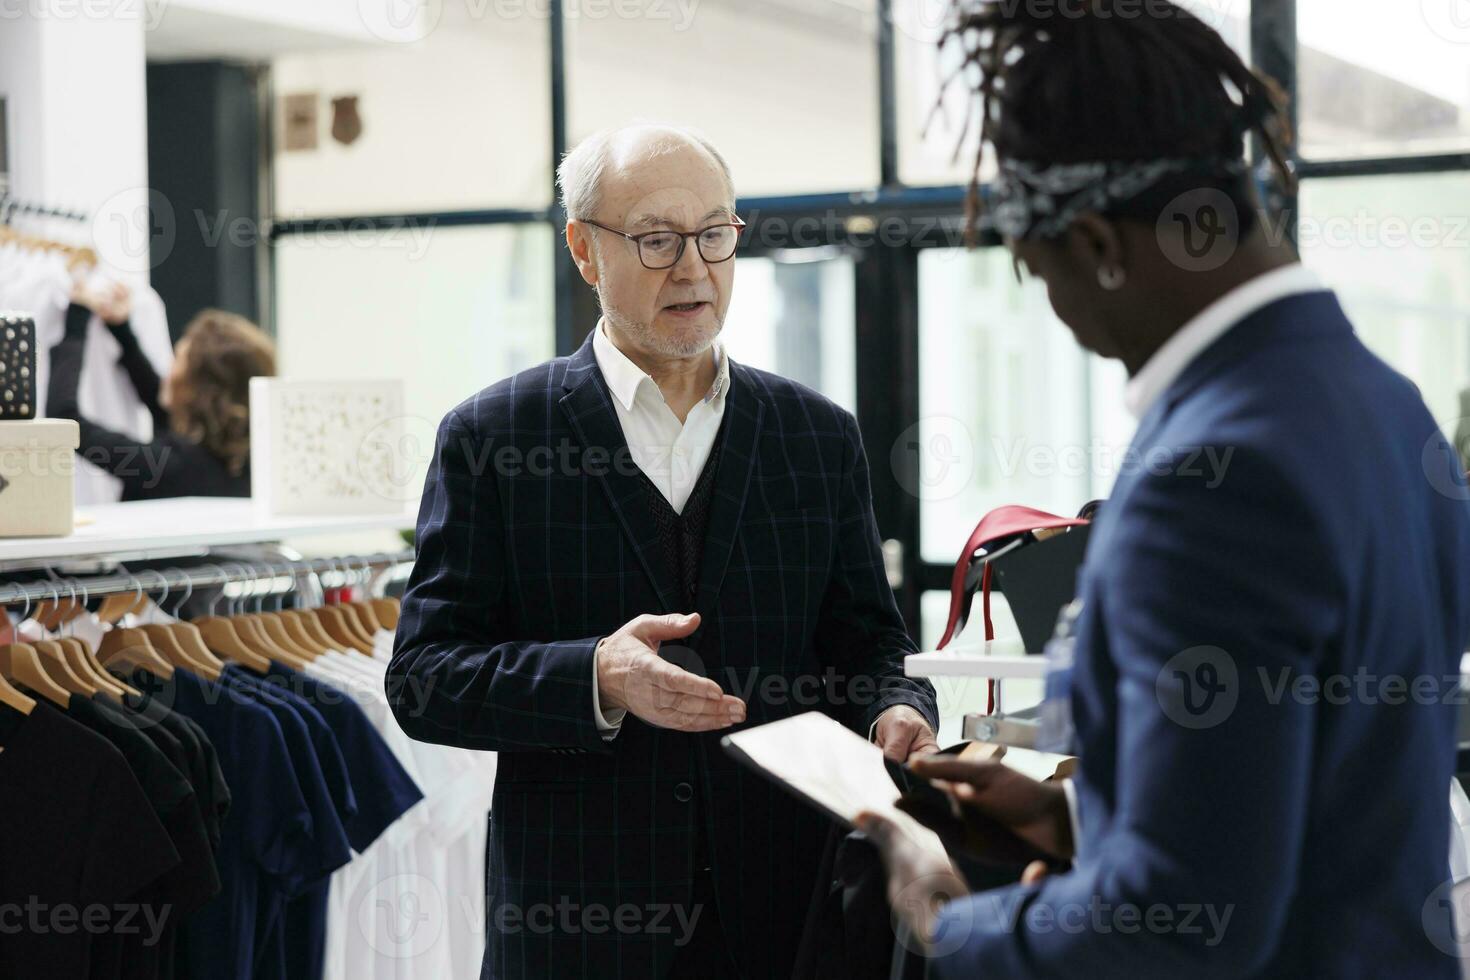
[386,407,613,755]
[930,447,1340,979]
[812,410,939,738]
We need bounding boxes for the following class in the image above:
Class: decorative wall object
[250,378,406,517]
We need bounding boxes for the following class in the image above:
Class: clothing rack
[0,549,415,608]
[0,193,89,223]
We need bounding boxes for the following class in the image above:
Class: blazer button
[674,781,694,803]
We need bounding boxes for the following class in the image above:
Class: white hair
[555,123,736,221]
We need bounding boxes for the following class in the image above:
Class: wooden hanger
[31,639,98,697]
[191,604,272,673]
[336,602,377,648]
[237,612,311,670]
[0,670,35,717]
[0,642,73,708]
[276,610,329,656]
[315,604,374,655]
[256,612,319,662]
[371,597,401,632]
[137,624,217,679]
[61,619,139,698]
[97,626,177,679]
[283,608,349,655]
[43,582,135,699]
[125,571,216,680]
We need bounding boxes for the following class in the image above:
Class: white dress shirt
[1123,263,1326,420]
[589,318,730,736]
[1066,262,1329,855]
[591,317,730,513]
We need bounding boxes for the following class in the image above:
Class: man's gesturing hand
[596,613,746,732]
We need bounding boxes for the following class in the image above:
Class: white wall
[0,5,150,275]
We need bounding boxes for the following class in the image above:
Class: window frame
[266,0,1470,643]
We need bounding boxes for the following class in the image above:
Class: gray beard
[598,286,724,360]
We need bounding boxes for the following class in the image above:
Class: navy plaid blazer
[388,330,938,979]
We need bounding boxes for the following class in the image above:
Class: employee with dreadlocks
[858,1,1470,976]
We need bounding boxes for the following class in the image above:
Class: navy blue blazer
[388,331,938,979]
[933,290,1470,977]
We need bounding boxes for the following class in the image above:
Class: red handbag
[937,504,1095,713]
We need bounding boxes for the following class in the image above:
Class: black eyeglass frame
[578,216,748,270]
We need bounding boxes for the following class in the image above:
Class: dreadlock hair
[938,0,1296,243]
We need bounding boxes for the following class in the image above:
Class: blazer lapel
[694,362,764,617]
[558,335,681,614]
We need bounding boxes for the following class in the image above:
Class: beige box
[0,419,79,537]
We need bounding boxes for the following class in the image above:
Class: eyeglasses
[580,216,746,270]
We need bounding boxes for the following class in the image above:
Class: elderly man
[388,124,940,979]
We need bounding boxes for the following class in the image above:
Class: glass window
[896,0,1252,187]
[1299,173,1470,438]
[1298,0,1470,159]
[566,0,880,197]
[272,17,551,218]
[916,248,1128,564]
[273,223,556,476]
[722,252,857,414]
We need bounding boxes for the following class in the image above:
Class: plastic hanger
[0,596,74,708]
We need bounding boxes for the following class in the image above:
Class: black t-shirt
[117,687,232,855]
[90,695,225,980]
[0,700,180,980]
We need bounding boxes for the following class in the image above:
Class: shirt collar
[592,317,730,412]
[1124,263,1325,419]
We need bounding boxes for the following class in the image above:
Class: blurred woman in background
[47,282,276,500]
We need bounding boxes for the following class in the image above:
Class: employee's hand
[874,704,940,763]
[855,809,970,952]
[72,279,131,326]
[902,756,1075,861]
[596,613,746,732]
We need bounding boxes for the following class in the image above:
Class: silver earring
[1098,265,1126,291]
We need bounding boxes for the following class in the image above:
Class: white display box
[249,378,407,518]
[0,419,80,537]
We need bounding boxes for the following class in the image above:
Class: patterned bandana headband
[989,156,1249,240]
